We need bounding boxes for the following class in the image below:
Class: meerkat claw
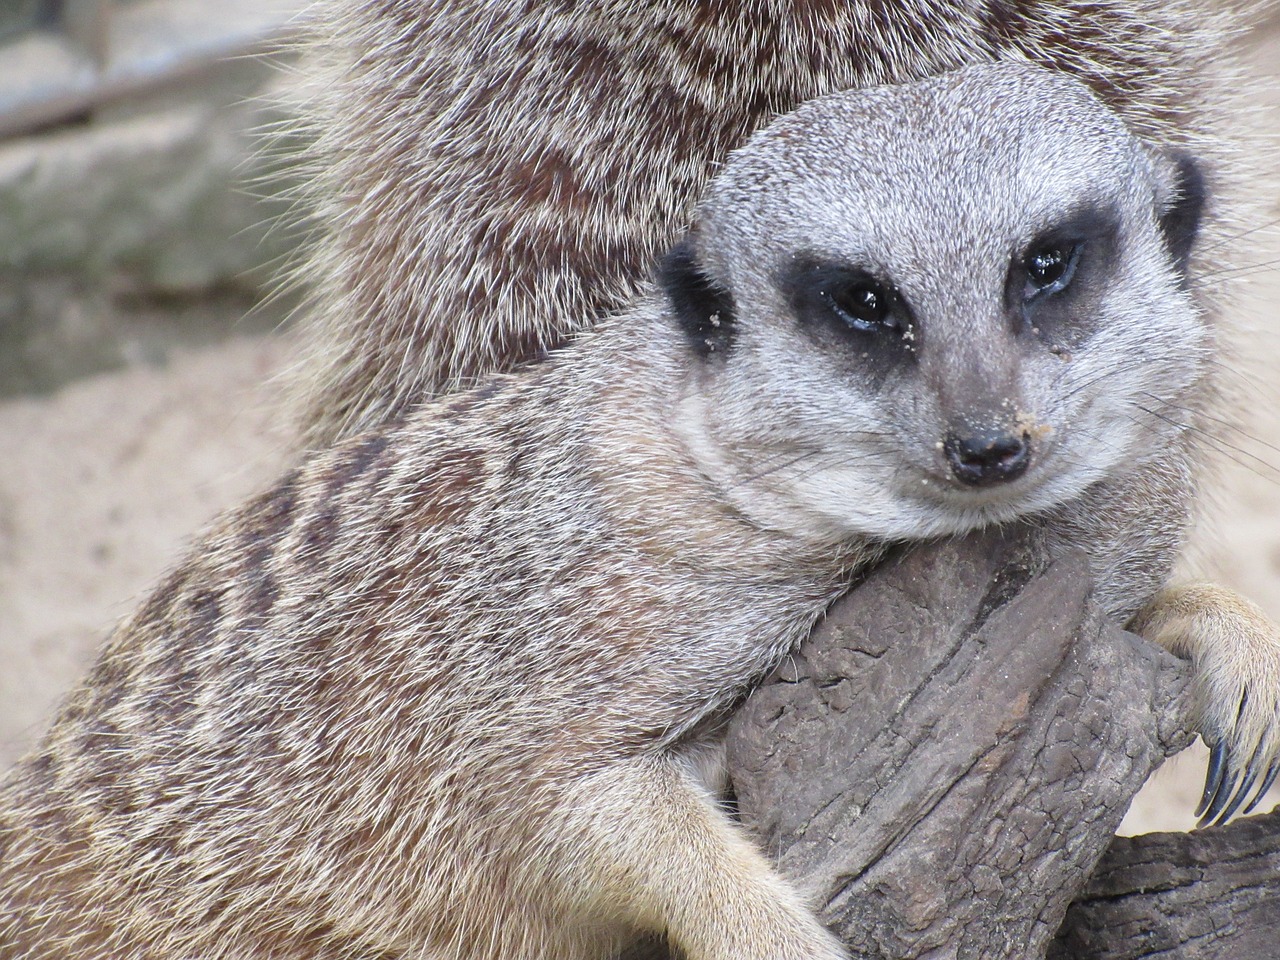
[1197,765,1237,827]
[1195,687,1280,827]
[1201,748,1272,828]
[1244,761,1280,815]
[1133,584,1280,826]
[1218,762,1262,825]
[1198,695,1263,827]
[1196,740,1228,820]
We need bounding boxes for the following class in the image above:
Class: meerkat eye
[1022,241,1081,300]
[826,279,897,332]
[783,261,913,350]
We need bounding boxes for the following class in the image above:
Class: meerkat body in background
[4,65,1273,958]
[292,0,1237,447]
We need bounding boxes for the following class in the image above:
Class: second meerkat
[4,65,1278,956]
[292,0,1238,444]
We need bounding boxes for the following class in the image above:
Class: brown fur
[289,0,1240,448]
[285,2,1280,831]
[2,0,1276,954]
[6,59,1279,955]
[1,288,863,959]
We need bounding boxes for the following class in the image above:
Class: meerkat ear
[1157,151,1206,276]
[660,237,736,359]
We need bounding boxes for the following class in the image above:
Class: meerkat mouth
[905,456,1104,534]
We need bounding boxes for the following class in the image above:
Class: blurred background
[0,0,1277,835]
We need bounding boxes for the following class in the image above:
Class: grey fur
[0,65,1233,958]
[287,0,1239,449]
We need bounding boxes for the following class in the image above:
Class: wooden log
[1051,808,1280,958]
[727,527,1197,958]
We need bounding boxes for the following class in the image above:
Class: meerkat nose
[943,427,1031,487]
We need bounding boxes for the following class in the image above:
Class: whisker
[1134,403,1280,485]
[1190,255,1280,285]
[1198,216,1280,255]
[733,448,831,489]
[1059,370,1119,404]
[1140,391,1280,467]
[1046,418,1137,469]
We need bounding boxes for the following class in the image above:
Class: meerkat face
[663,63,1209,543]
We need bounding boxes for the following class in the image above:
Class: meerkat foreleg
[1131,583,1280,825]
[562,753,846,960]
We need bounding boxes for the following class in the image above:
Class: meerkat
[3,64,1276,957]
[290,0,1238,449]
[292,0,1273,818]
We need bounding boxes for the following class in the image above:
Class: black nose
[943,428,1031,487]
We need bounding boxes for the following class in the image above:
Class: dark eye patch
[660,238,736,360]
[1008,204,1119,343]
[782,258,914,352]
[1015,207,1117,295]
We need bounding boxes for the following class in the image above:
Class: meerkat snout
[942,426,1031,486]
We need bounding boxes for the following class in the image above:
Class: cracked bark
[1050,808,1280,958]
[723,525,1280,958]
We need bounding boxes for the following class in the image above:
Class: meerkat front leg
[1132,583,1280,825]
[563,752,846,960]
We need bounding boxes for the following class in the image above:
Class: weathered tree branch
[725,527,1236,958]
[1051,807,1280,958]
[615,520,1280,960]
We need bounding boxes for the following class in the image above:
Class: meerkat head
[660,62,1209,544]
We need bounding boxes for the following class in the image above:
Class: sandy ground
[1115,19,1280,832]
[0,334,295,764]
[1,24,1279,838]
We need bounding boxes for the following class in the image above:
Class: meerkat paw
[567,755,848,960]
[674,881,847,960]
[1132,583,1280,826]
[677,910,846,960]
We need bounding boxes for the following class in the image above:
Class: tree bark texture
[723,526,1273,959]
[1051,808,1280,958]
